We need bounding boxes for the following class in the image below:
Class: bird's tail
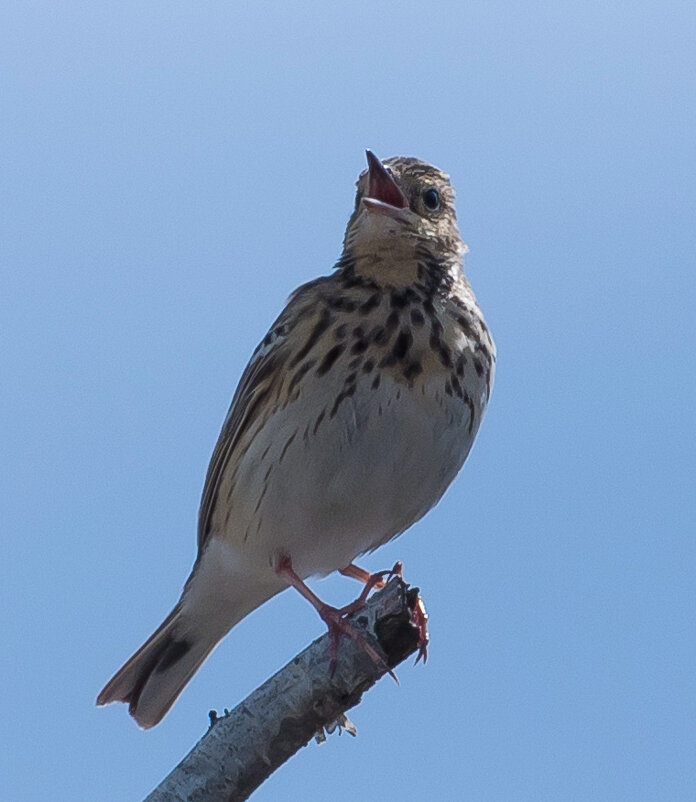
[97,541,283,728]
[96,602,220,729]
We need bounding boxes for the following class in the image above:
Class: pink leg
[340,563,385,588]
[339,560,405,591]
[276,556,396,679]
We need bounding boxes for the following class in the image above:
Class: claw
[412,596,429,664]
[388,560,403,581]
[319,603,397,681]
[338,559,427,668]
[276,556,397,681]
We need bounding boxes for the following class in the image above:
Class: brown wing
[196,343,286,553]
[196,277,331,554]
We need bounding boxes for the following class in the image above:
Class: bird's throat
[341,239,461,299]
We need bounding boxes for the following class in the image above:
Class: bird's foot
[339,560,404,595]
[318,602,397,682]
[390,561,428,662]
[343,562,403,610]
[276,555,396,681]
[339,559,427,663]
[322,561,409,680]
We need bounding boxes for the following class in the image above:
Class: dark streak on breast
[410,308,425,326]
[290,309,333,367]
[371,326,388,345]
[403,360,422,381]
[288,359,316,393]
[438,343,453,368]
[454,313,482,345]
[385,310,400,330]
[351,338,369,354]
[279,431,297,463]
[464,392,475,433]
[359,293,382,314]
[313,409,326,435]
[392,329,413,361]
[329,384,356,418]
[253,469,272,513]
[317,343,346,376]
[328,296,357,312]
[390,288,417,309]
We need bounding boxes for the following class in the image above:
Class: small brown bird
[97,151,496,728]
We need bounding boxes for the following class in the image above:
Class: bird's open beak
[362,150,409,219]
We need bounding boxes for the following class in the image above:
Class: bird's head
[341,151,466,285]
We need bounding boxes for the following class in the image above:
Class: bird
[97,150,496,728]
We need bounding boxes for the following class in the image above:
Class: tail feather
[97,539,285,727]
[96,605,217,729]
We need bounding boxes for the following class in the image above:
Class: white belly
[216,370,479,579]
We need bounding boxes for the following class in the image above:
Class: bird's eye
[423,188,440,211]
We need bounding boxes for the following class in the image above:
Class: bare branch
[144,578,423,802]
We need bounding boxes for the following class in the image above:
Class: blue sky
[2,2,695,799]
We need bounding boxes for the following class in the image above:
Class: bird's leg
[339,560,405,593]
[334,561,406,623]
[336,566,394,615]
[342,560,428,664]
[336,558,429,667]
[339,563,385,588]
[275,556,396,679]
[340,563,375,584]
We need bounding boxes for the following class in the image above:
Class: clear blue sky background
[2,2,694,800]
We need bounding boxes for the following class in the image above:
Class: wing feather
[197,345,285,552]
[196,278,331,553]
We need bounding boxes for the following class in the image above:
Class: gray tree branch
[144,578,424,802]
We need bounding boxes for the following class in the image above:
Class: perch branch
[144,577,424,802]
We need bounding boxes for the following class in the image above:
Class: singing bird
[97,151,496,728]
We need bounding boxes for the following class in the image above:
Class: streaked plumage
[97,152,495,728]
